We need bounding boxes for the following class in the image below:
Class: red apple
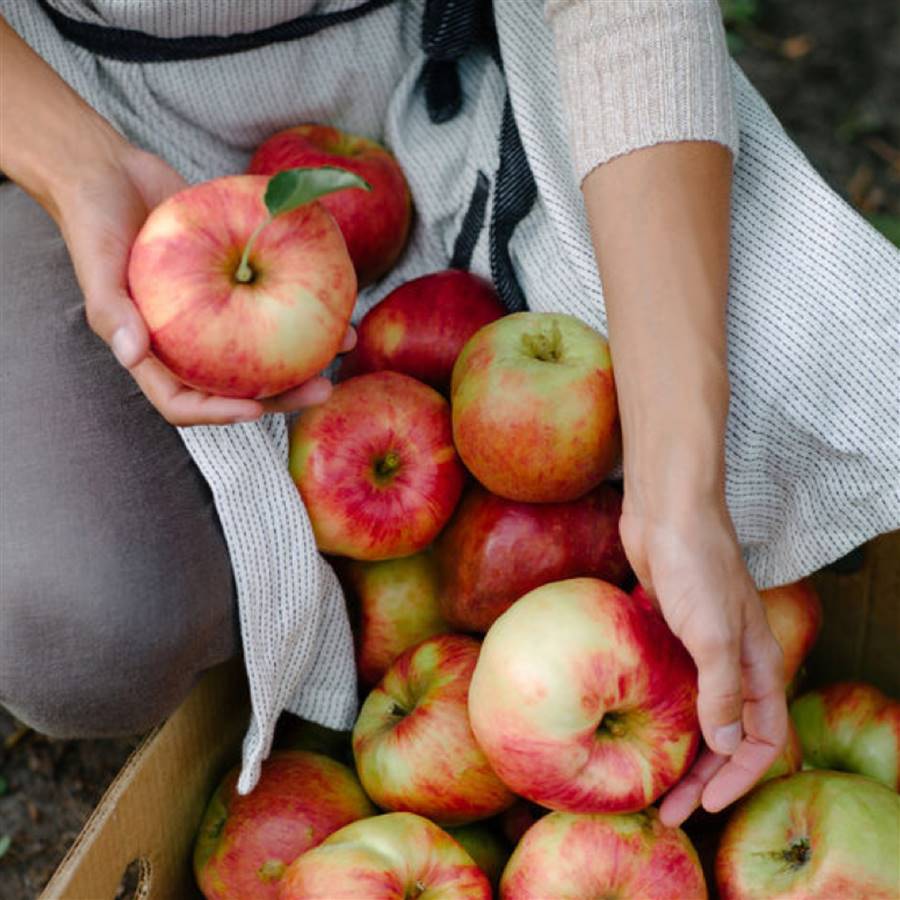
[352,634,515,826]
[289,372,465,560]
[193,751,375,900]
[500,810,707,899]
[248,124,411,286]
[451,311,620,502]
[278,812,491,899]
[129,174,357,398]
[436,483,630,632]
[715,771,900,899]
[343,552,451,688]
[759,579,823,687]
[339,270,506,392]
[790,681,900,790]
[469,578,700,813]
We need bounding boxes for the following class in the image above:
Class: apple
[289,372,465,560]
[193,750,374,900]
[759,718,803,783]
[451,311,619,502]
[129,171,359,398]
[790,681,900,790]
[273,715,352,765]
[435,483,630,632]
[468,577,699,813]
[715,771,900,899]
[278,812,491,899]
[338,270,506,392]
[445,822,510,889]
[500,809,707,900]
[343,552,451,688]
[759,579,823,687]
[248,124,411,286]
[352,633,515,825]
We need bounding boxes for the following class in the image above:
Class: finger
[701,609,788,812]
[340,326,357,354]
[261,377,333,414]
[84,282,151,369]
[691,621,744,756]
[131,356,263,426]
[658,748,728,827]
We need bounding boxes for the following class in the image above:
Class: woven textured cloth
[5,0,898,794]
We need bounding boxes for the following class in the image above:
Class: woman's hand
[620,499,787,826]
[580,141,789,826]
[55,145,351,426]
[0,18,348,426]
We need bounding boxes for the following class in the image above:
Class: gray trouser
[0,183,239,737]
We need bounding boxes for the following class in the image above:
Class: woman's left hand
[620,497,788,826]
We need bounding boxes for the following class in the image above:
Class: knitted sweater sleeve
[545,0,739,183]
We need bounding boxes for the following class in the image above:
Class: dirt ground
[1,2,898,897]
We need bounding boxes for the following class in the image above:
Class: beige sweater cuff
[546,0,739,183]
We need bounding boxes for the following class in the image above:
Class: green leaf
[867,214,900,248]
[264,166,371,218]
[0,835,10,859]
[0,775,7,796]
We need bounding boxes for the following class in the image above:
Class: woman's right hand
[55,143,347,426]
[1,18,346,426]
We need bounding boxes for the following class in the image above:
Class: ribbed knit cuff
[547,0,739,183]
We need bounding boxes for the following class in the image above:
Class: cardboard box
[40,532,899,899]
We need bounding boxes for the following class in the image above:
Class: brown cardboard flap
[40,659,249,900]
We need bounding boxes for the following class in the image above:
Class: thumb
[692,629,744,756]
[85,279,151,369]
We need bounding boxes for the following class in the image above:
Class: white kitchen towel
[8,0,898,795]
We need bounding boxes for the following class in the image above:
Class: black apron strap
[36,0,397,62]
[423,0,536,311]
[488,96,536,312]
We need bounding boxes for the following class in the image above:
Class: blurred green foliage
[867,214,900,247]
[720,0,761,53]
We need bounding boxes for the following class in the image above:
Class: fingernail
[714,722,742,755]
[111,326,140,367]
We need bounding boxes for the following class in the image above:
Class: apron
[10,0,900,793]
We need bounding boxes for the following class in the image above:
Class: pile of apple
[125,124,899,898]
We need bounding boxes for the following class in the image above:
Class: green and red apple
[451,312,619,502]
[339,269,506,392]
[759,718,803,784]
[193,750,374,900]
[289,372,465,560]
[435,483,630,632]
[248,124,411,286]
[278,812,491,899]
[790,681,900,790]
[353,634,515,826]
[469,578,699,813]
[715,771,900,899]
[500,810,707,899]
[343,551,451,688]
[129,170,362,398]
[446,822,510,890]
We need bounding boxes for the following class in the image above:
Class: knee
[0,556,234,738]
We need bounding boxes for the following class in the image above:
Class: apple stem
[235,216,271,284]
